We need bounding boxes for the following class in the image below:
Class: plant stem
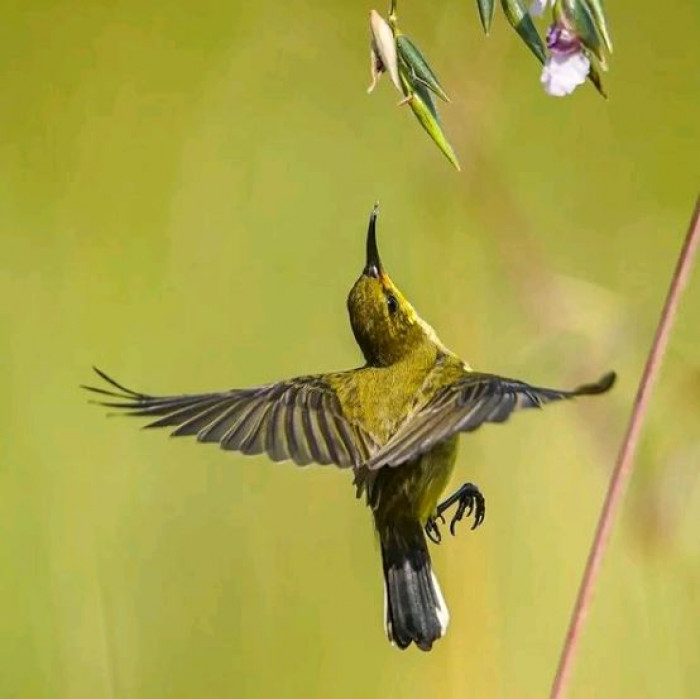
[550,194,700,699]
[389,0,397,25]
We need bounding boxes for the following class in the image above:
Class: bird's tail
[379,519,449,651]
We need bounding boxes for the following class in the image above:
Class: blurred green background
[1,1,699,697]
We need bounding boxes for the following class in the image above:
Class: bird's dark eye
[386,294,398,315]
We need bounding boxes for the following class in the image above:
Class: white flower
[541,24,591,97]
[541,51,590,96]
[368,10,401,94]
[529,0,552,17]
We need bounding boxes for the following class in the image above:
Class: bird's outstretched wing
[365,371,616,469]
[83,368,378,468]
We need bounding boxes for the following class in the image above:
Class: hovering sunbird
[84,205,615,651]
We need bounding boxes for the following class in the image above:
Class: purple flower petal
[541,50,590,96]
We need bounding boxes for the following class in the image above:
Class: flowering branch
[365,0,614,171]
[368,6,460,170]
[473,0,613,96]
[530,0,612,96]
[549,195,700,699]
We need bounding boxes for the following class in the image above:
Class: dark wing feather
[366,371,616,469]
[83,367,377,468]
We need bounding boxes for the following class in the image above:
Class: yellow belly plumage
[360,435,458,527]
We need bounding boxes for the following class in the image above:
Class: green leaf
[500,0,546,64]
[476,0,496,35]
[396,34,450,102]
[399,66,461,171]
[561,0,605,67]
[583,0,612,53]
[586,54,607,98]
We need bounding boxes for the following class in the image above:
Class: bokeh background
[1,1,699,697]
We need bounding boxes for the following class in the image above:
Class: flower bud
[368,10,401,94]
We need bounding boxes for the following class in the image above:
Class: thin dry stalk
[550,195,700,699]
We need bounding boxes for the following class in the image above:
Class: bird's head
[347,205,441,367]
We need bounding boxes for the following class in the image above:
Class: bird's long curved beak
[364,203,384,279]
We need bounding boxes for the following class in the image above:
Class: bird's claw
[425,517,442,544]
[425,511,449,543]
[425,483,485,544]
[438,482,486,540]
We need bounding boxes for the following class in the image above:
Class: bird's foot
[425,482,485,544]
[425,513,446,544]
